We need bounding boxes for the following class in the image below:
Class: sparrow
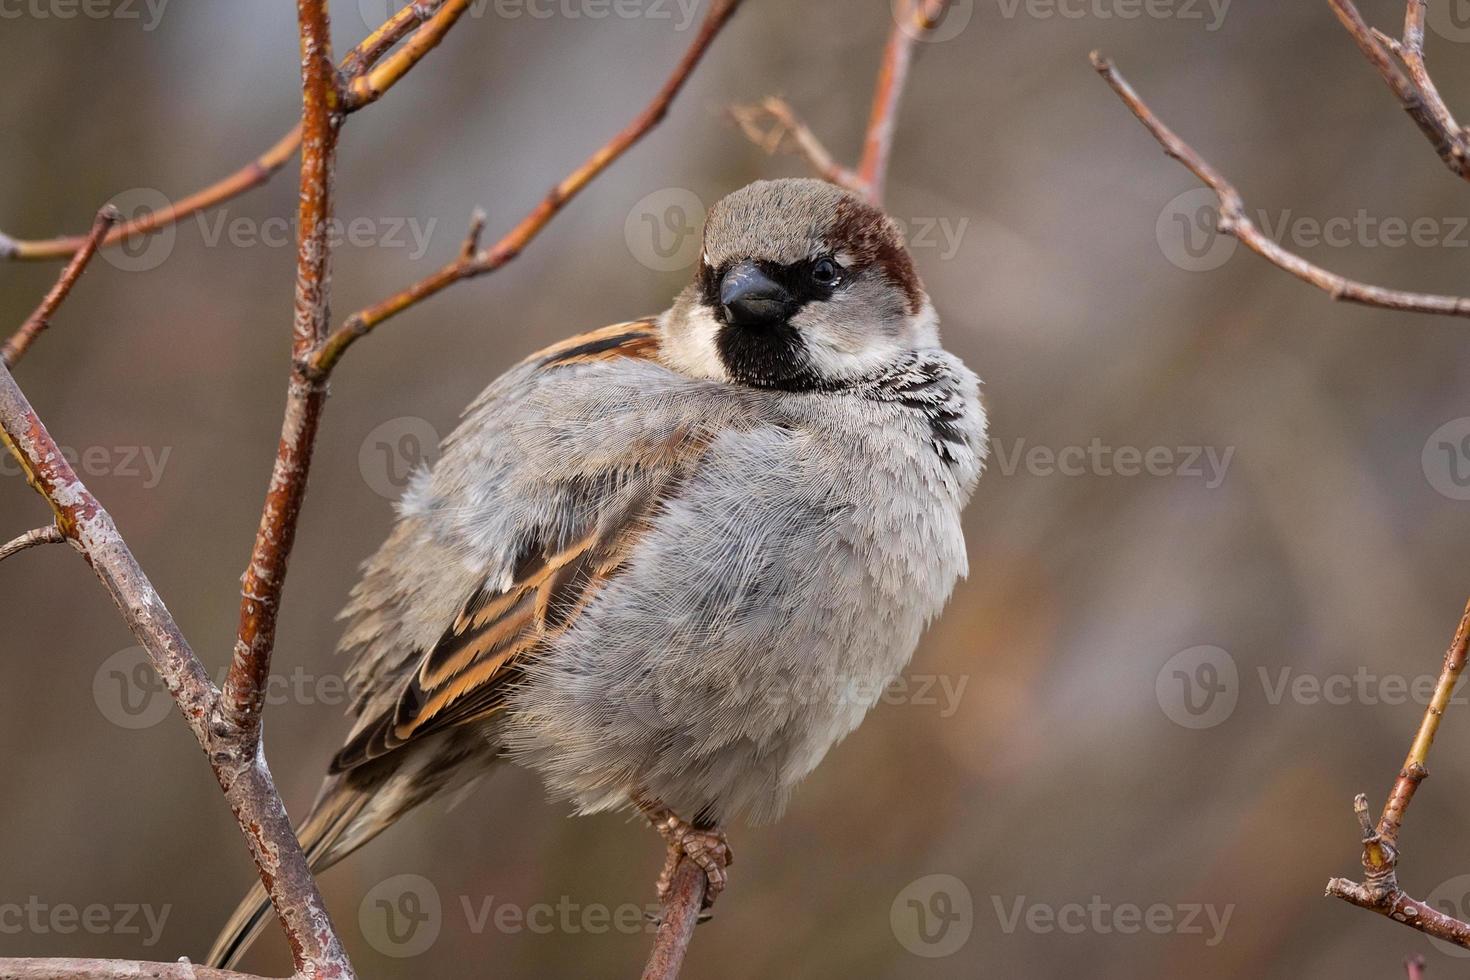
[208,177,986,968]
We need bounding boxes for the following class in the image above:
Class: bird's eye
[811,257,842,287]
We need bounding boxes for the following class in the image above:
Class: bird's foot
[639,802,733,908]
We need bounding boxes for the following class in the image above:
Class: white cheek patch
[658,306,728,381]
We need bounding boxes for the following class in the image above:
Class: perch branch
[0,0,452,263]
[0,525,64,564]
[731,0,953,204]
[0,958,268,980]
[1328,0,1470,180]
[1324,598,1470,949]
[2,205,119,367]
[1091,52,1470,318]
[641,861,709,980]
[308,0,748,376]
[345,0,469,110]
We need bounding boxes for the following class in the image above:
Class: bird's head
[661,178,936,390]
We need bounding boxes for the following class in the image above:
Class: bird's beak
[720,261,798,329]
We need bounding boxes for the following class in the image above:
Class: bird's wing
[330,320,710,773]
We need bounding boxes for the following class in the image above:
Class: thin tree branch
[2,205,119,367]
[0,1,452,263]
[216,0,341,745]
[641,861,709,980]
[308,0,749,377]
[344,0,469,111]
[1090,52,1470,318]
[729,96,862,191]
[1328,0,1470,181]
[0,958,268,980]
[1323,598,1470,949]
[0,360,353,979]
[0,524,64,563]
[731,0,952,204]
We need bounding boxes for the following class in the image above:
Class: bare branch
[0,958,268,980]
[730,96,864,193]
[0,358,352,977]
[0,525,64,564]
[1091,52,1470,319]
[344,0,470,111]
[641,861,709,980]
[2,205,119,366]
[217,0,342,746]
[309,0,748,376]
[731,0,954,204]
[1328,0,1470,180]
[0,2,456,263]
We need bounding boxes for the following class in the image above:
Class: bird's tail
[205,777,372,970]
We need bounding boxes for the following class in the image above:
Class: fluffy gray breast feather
[333,320,985,823]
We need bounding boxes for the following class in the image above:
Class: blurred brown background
[5,0,1470,976]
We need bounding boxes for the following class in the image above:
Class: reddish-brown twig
[642,861,710,980]
[0,1,451,263]
[731,0,953,204]
[2,205,118,366]
[0,525,64,564]
[345,0,469,110]
[309,0,748,376]
[217,0,342,743]
[1324,599,1470,948]
[1090,52,1470,319]
[1328,0,1470,181]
